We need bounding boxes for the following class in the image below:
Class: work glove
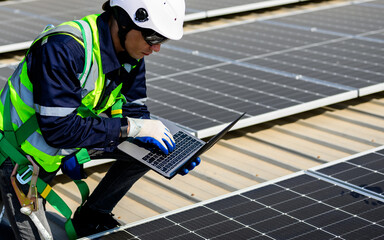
[128,118,176,155]
[179,157,201,175]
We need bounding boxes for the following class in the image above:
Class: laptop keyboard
[142,131,204,173]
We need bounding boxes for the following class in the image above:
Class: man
[0,0,200,239]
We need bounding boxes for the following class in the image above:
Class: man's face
[124,29,161,59]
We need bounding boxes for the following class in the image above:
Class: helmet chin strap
[112,7,133,51]
[117,27,129,51]
[117,51,133,63]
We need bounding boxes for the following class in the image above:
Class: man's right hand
[127,118,176,154]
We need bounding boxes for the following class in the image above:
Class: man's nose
[150,44,161,52]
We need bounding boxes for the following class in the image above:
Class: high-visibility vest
[0,14,137,172]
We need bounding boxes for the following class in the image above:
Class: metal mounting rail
[306,169,384,203]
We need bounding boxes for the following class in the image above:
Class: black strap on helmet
[112,6,136,51]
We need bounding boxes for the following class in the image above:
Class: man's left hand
[179,157,201,175]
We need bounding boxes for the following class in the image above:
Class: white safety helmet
[110,0,185,41]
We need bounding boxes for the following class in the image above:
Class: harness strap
[15,114,38,146]
[3,90,19,151]
[37,178,88,240]
[2,90,28,165]
[0,133,28,169]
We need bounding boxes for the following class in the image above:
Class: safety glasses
[141,29,168,46]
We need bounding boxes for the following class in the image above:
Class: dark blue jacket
[27,11,150,152]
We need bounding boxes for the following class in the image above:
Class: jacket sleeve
[27,34,121,151]
[121,59,150,119]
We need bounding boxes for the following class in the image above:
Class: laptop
[118,113,246,179]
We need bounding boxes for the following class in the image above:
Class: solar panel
[0,0,105,53]
[249,1,384,95]
[143,0,384,137]
[0,0,306,53]
[90,146,384,240]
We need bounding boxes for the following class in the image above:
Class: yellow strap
[111,109,122,116]
[40,185,52,199]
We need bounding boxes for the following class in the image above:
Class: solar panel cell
[196,220,245,238]
[349,153,384,165]
[175,234,205,240]
[127,218,174,235]
[289,180,332,195]
[251,214,297,233]
[289,203,333,220]
[305,209,351,228]
[242,184,284,199]
[351,173,384,190]
[273,197,316,213]
[181,213,228,231]
[267,222,316,240]
[256,190,300,206]
[206,195,253,210]
[219,202,265,219]
[324,191,363,208]
[137,224,190,240]
[324,216,371,236]
[211,227,260,239]
[167,206,213,223]
[317,162,355,176]
[334,167,373,182]
[235,208,281,226]
[342,224,384,240]
[291,229,334,240]
[96,230,135,240]
[341,199,384,221]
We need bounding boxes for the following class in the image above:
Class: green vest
[0,14,134,172]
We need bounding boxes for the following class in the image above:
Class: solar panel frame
[185,0,308,21]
